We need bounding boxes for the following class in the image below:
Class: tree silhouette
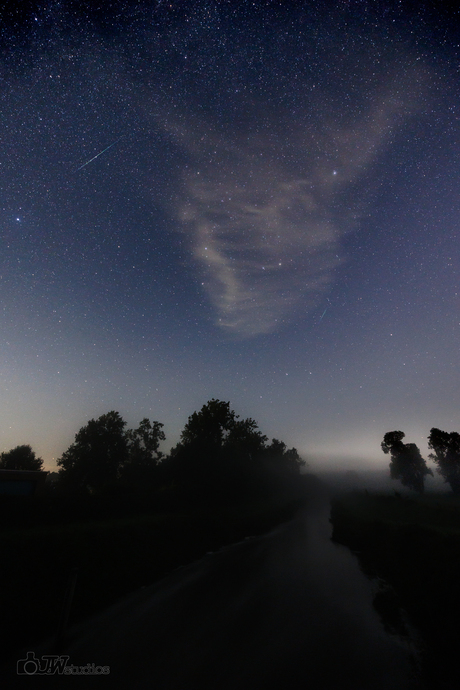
[180,399,237,448]
[168,400,305,501]
[428,428,460,494]
[57,411,129,493]
[121,419,166,489]
[264,439,305,475]
[125,419,165,465]
[381,431,432,493]
[57,413,167,494]
[168,400,237,491]
[226,417,268,460]
[0,445,44,471]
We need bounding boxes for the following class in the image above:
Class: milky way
[164,64,427,336]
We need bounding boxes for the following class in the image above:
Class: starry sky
[2,0,460,473]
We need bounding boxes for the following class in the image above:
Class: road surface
[23,490,420,689]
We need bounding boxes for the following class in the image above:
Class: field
[0,475,319,665]
[330,491,460,690]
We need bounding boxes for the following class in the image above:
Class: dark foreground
[16,488,418,690]
[331,491,460,690]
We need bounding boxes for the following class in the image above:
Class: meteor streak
[75,136,124,172]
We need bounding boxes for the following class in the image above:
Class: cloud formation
[163,70,426,338]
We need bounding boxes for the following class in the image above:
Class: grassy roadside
[1,476,317,665]
[330,492,460,690]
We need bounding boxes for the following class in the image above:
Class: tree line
[0,399,305,508]
[382,428,460,494]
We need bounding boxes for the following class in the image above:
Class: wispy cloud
[162,68,427,337]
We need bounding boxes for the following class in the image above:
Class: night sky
[2,1,460,473]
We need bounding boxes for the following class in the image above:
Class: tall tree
[180,399,237,448]
[169,400,305,498]
[125,419,165,466]
[381,431,432,493]
[263,439,305,475]
[120,419,166,489]
[226,417,268,460]
[169,400,237,489]
[57,411,129,492]
[0,445,44,471]
[428,428,460,494]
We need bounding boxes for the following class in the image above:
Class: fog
[310,461,450,495]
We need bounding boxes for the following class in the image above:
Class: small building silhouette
[0,469,48,496]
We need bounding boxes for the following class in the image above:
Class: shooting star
[75,136,124,172]
[318,298,331,323]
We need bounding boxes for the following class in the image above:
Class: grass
[330,491,460,689]
[0,481,314,665]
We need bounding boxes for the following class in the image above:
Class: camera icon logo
[17,652,41,675]
[17,651,70,675]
